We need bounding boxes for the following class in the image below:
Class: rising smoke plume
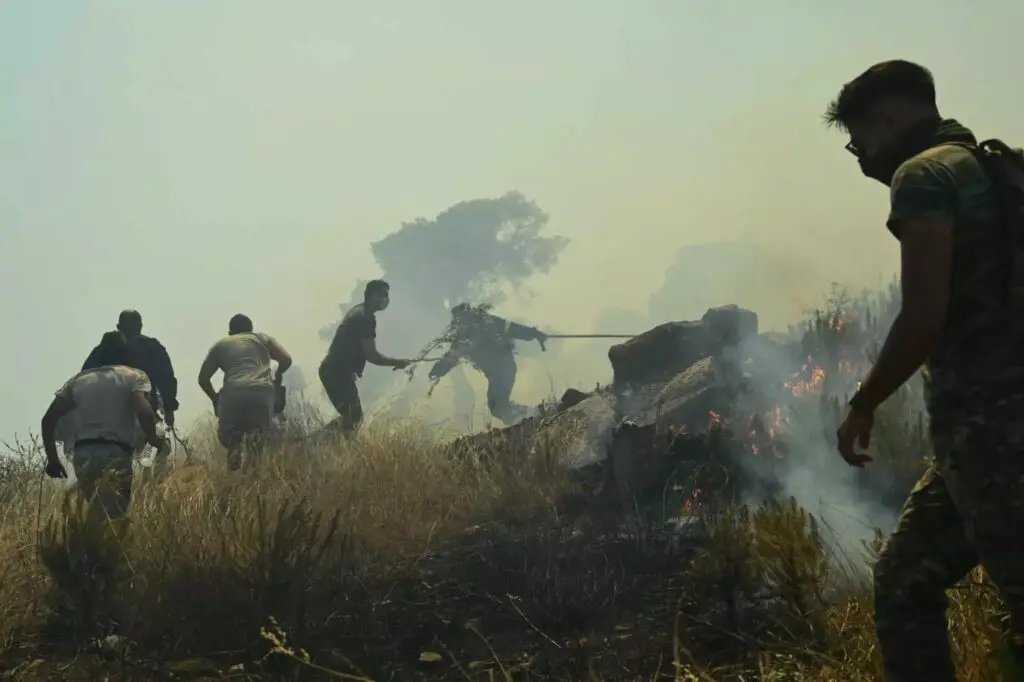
[735,283,909,569]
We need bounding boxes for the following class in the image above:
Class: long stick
[543,334,635,339]
[393,357,444,372]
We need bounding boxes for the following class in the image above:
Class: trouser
[72,440,135,520]
[873,397,1024,681]
[319,365,363,438]
[217,386,275,470]
[480,354,525,424]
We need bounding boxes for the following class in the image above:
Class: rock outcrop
[701,304,759,348]
[607,305,758,390]
[607,321,708,390]
[450,305,765,502]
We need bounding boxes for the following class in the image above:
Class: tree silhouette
[317,191,568,419]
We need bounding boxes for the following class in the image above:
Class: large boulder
[622,356,734,430]
[701,305,759,348]
[607,305,758,391]
[445,389,618,469]
[608,321,709,389]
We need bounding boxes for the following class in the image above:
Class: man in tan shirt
[41,331,168,524]
[198,314,292,469]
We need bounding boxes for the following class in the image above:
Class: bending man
[428,303,547,425]
[198,314,292,470]
[319,280,411,438]
[41,331,168,527]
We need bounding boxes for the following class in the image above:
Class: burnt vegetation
[0,280,1007,681]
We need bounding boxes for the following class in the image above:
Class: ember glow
[682,487,703,514]
[785,366,827,397]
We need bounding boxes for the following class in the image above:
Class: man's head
[364,279,390,312]
[116,309,143,340]
[96,330,131,367]
[228,314,254,335]
[451,303,471,321]
[824,60,940,184]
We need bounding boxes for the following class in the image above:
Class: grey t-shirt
[206,332,277,391]
[56,365,151,446]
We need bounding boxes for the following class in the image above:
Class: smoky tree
[317,191,568,414]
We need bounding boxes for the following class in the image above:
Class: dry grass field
[0,287,1013,680]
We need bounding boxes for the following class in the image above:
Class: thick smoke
[318,191,568,430]
[735,285,908,569]
[631,241,905,564]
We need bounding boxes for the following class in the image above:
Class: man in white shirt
[198,314,293,469]
[40,331,168,522]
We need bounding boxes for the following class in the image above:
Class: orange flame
[784,366,827,397]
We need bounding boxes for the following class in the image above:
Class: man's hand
[392,359,412,370]
[534,330,548,351]
[164,409,176,428]
[45,458,67,480]
[837,404,875,468]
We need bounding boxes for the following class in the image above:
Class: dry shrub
[687,490,1009,681]
[0,408,581,668]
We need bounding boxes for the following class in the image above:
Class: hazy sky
[1,1,1021,439]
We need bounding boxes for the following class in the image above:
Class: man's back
[453,312,535,360]
[83,333,177,408]
[208,333,275,391]
[889,140,1017,413]
[323,304,376,376]
[59,366,150,446]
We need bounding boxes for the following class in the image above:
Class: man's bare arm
[41,395,75,466]
[852,217,953,411]
[197,351,220,403]
[265,337,293,382]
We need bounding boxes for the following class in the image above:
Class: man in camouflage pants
[828,60,1024,680]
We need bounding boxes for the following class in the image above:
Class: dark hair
[364,279,390,300]
[229,314,254,334]
[96,331,130,366]
[824,60,937,131]
[117,309,143,334]
[451,303,471,316]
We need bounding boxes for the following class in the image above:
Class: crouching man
[40,331,168,527]
[198,314,292,470]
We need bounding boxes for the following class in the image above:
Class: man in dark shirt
[82,309,179,424]
[428,303,547,425]
[319,280,411,437]
[827,60,1024,680]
